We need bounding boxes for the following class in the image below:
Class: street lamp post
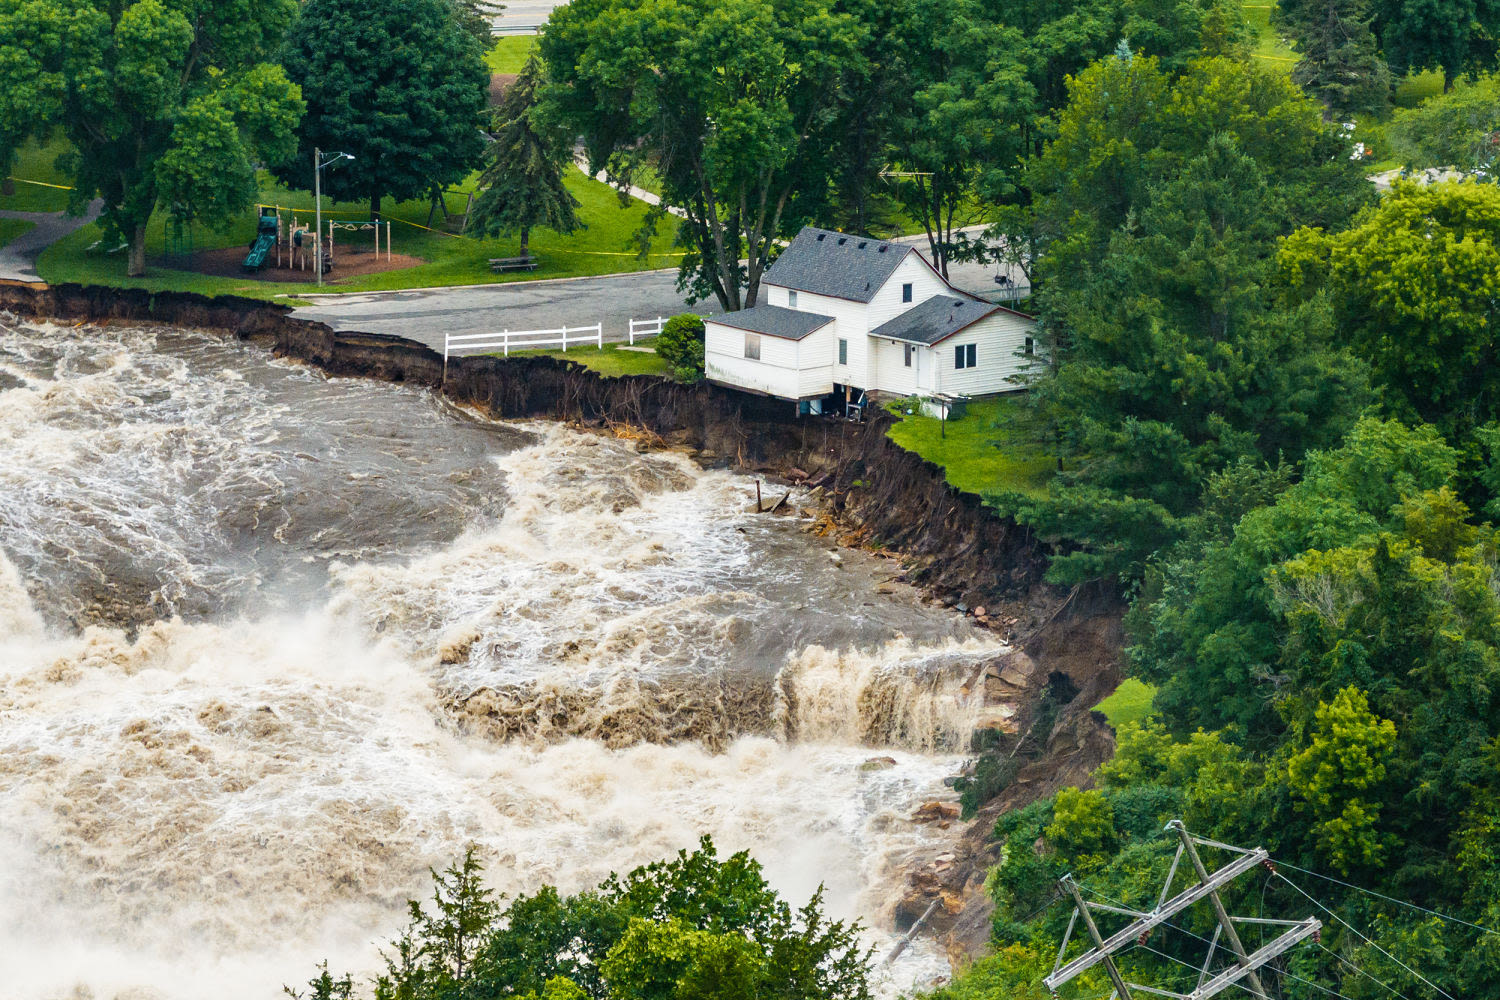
[313,147,354,287]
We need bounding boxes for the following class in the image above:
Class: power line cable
[1269,858,1499,937]
[1276,872,1456,1000]
[1314,941,1413,1000]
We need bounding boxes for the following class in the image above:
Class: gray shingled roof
[870,296,1002,346]
[763,227,912,303]
[709,304,835,341]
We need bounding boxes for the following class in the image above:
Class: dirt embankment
[0,280,1127,966]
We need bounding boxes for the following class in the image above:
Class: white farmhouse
[704,226,1038,412]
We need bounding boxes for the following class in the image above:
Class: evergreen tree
[1370,0,1500,89]
[451,0,504,47]
[1277,0,1391,118]
[276,0,489,218]
[468,52,580,259]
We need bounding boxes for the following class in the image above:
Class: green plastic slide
[243,231,276,271]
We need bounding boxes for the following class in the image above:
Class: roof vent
[837,237,848,245]
[878,245,888,253]
[857,241,867,249]
[816,233,826,241]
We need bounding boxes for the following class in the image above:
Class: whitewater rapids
[0,320,1008,999]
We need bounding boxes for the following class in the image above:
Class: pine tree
[469,52,581,259]
[1277,0,1391,118]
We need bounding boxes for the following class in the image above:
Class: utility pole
[1169,820,1270,1000]
[314,147,322,287]
[314,147,355,288]
[1045,820,1321,1000]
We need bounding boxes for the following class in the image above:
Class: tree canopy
[295,838,873,1000]
[0,0,304,275]
[541,0,869,311]
[277,0,489,218]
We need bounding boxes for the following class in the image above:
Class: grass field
[1,135,73,213]
[884,395,1055,499]
[0,218,36,246]
[487,36,538,74]
[38,166,680,300]
[1094,678,1158,729]
[507,342,674,378]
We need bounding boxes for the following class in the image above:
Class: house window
[745,333,761,360]
[788,290,798,308]
[954,343,977,369]
[838,338,848,365]
[904,344,913,367]
[1024,336,1034,356]
[902,282,913,303]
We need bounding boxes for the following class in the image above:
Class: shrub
[656,313,705,381]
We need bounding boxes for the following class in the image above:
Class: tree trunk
[519,226,529,258]
[1,178,13,197]
[371,192,382,220]
[128,224,148,277]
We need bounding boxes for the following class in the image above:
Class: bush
[656,313,705,381]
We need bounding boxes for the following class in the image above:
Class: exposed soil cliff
[0,280,1126,967]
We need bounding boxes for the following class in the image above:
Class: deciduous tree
[0,0,304,276]
[541,0,868,311]
[277,0,489,219]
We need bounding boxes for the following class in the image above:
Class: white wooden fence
[443,323,604,361]
[628,316,666,345]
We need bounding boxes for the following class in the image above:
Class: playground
[163,206,425,283]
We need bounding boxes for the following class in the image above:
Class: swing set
[243,205,394,274]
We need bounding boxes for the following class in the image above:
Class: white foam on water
[0,321,1007,999]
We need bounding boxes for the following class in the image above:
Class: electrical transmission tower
[1044,820,1321,1000]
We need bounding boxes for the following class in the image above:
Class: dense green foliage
[0,0,304,275]
[469,53,581,258]
[295,839,873,1000]
[1388,74,1500,172]
[997,52,1372,584]
[654,314,706,381]
[276,0,489,217]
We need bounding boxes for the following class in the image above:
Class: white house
[704,226,1038,411]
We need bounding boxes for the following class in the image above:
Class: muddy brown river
[0,319,1005,998]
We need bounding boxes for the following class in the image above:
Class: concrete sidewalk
[0,201,103,282]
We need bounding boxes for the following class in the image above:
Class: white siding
[868,336,920,397]
[925,311,1036,398]
[796,326,836,398]
[704,320,832,399]
[865,252,950,329]
[772,287,871,390]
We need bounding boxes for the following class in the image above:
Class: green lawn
[0,218,36,246]
[1094,678,1157,729]
[38,165,681,300]
[486,35,538,74]
[2,135,73,213]
[508,342,674,378]
[1244,3,1297,70]
[884,395,1055,499]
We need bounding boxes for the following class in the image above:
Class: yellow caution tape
[7,177,74,190]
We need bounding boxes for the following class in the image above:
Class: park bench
[490,255,540,273]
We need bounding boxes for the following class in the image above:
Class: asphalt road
[491,0,568,32]
[291,271,714,354]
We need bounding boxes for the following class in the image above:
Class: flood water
[0,319,1006,999]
